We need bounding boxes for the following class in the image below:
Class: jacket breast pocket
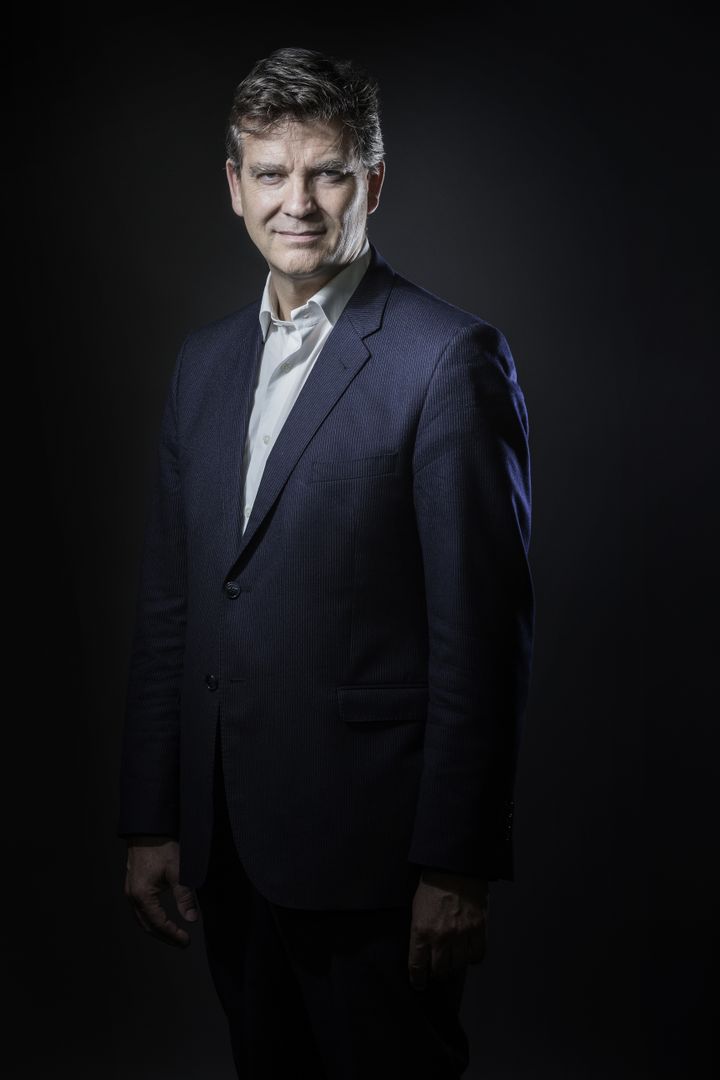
[310,452,399,482]
[336,683,428,724]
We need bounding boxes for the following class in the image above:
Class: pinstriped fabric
[117,241,534,910]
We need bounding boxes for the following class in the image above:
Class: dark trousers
[195,738,470,1079]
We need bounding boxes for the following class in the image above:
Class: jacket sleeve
[407,321,535,881]
[117,338,190,838]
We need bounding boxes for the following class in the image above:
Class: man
[119,45,534,1079]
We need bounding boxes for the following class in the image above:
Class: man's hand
[124,836,199,948]
[408,869,489,990]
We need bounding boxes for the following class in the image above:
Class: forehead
[240,117,353,164]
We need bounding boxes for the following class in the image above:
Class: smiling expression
[225,117,385,291]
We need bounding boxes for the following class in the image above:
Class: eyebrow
[247,158,352,177]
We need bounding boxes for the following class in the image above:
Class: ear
[225,159,244,218]
[366,160,386,216]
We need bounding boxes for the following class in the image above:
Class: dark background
[9,6,717,1077]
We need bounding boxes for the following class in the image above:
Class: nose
[281,173,317,218]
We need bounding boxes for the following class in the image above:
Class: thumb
[173,884,199,923]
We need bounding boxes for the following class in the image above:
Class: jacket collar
[258,235,372,342]
[220,238,396,573]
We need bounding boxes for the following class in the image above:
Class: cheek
[346,187,367,217]
[333,190,365,224]
[244,193,276,222]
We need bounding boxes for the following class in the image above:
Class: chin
[279,254,326,277]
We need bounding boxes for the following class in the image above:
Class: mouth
[275,230,325,242]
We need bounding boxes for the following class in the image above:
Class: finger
[145,909,191,947]
[136,892,191,947]
[431,940,452,980]
[408,929,431,991]
[132,905,153,933]
[124,872,153,933]
[174,884,199,923]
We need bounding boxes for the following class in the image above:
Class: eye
[258,172,280,182]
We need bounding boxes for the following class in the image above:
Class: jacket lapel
[220,241,396,574]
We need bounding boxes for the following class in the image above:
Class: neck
[271,268,338,322]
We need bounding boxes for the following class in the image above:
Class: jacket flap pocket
[311,452,398,481]
[336,683,428,723]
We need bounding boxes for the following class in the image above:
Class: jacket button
[205,674,219,691]
[224,580,241,598]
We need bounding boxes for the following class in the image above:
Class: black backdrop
[9,8,717,1078]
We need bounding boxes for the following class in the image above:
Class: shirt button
[263,434,270,444]
[244,505,251,517]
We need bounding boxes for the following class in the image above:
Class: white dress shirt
[240,235,372,534]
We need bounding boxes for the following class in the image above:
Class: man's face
[225,117,384,283]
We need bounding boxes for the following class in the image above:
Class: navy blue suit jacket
[117,241,535,909]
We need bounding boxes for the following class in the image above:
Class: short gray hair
[225,46,385,176]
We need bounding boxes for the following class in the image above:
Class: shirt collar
[258,235,371,342]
